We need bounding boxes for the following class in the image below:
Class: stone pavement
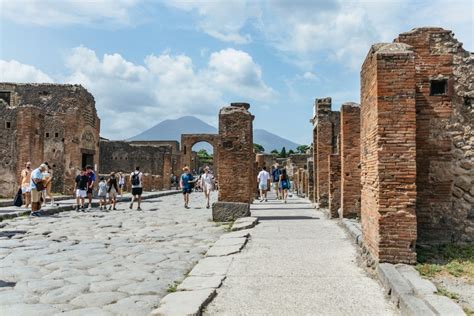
[0,192,223,315]
[205,193,399,315]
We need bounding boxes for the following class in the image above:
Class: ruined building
[0,83,100,197]
[310,27,472,264]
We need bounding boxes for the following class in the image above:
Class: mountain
[253,129,299,153]
[129,116,300,153]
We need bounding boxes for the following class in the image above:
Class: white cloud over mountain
[0,46,274,139]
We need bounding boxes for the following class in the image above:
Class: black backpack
[131,172,140,186]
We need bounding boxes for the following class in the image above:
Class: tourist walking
[108,172,118,210]
[200,166,214,209]
[19,162,31,208]
[75,168,89,211]
[129,167,143,210]
[118,172,125,197]
[279,168,291,203]
[85,165,96,209]
[42,163,54,206]
[271,163,282,199]
[257,166,270,202]
[98,176,108,210]
[180,166,194,209]
[30,163,47,216]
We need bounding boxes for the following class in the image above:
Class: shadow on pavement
[256,216,320,221]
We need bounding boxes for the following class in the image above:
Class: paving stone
[399,294,435,316]
[231,217,258,231]
[214,237,247,247]
[423,294,466,316]
[206,244,243,257]
[89,279,131,293]
[14,279,65,295]
[395,264,437,295]
[55,307,114,316]
[0,289,39,305]
[377,263,413,304]
[151,288,216,316]
[70,292,127,307]
[39,284,90,304]
[103,295,160,316]
[1,303,64,316]
[189,257,233,277]
[220,229,251,239]
[117,280,167,295]
[177,276,225,291]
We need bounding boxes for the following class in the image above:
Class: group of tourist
[257,162,291,203]
[179,166,216,209]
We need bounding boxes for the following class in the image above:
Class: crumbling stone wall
[307,158,314,202]
[395,28,473,243]
[217,103,254,203]
[0,83,100,197]
[361,43,418,264]
[340,103,361,218]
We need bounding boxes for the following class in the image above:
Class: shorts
[258,183,268,191]
[182,188,192,194]
[31,189,41,203]
[76,189,87,198]
[272,182,279,190]
[21,185,31,194]
[132,187,143,196]
[87,188,93,194]
[108,190,117,199]
[98,193,107,199]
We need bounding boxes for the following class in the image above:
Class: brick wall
[395,28,473,243]
[360,43,417,264]
[328,154,341,218]
[217,103,254,203]
[307,158,314,202]
[340,103,361,218]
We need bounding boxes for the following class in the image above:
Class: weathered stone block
[212,202,250,222]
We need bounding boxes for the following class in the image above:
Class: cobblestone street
[0,192,222,315]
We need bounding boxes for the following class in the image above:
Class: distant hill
[129,116,300,153]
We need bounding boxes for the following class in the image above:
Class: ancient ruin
[0,83,100,197]
[308,27,473,264]
[180,134,219,174]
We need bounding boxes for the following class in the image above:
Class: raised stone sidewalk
[204,194,398,315]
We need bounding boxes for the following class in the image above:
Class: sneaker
[137,207,142,211]
[113,207,117,210]
[30,211,39,217]
[206,204,210,209]
[265,199,268,202]
[108,206,112,210]
[88,205,92,210]
[99,206,103,210]
[129,203,133,209]
[259,199,263,202]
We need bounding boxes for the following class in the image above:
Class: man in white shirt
[257,166,270,202]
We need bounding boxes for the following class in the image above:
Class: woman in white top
[118,172,125,197]
[200,167,214,209]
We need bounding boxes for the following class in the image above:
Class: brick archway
[181,134,219,174]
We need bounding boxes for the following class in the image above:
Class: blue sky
[1,0,472,144]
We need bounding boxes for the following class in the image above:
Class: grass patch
[436,286,460,300]
[166,281,180,293]
[416,244,474,280]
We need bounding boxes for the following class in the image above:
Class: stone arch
[181,134,219,175]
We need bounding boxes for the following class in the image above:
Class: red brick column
[162,151,171,190]
[340,103,361,218]
[217,103,254,204]
[307,159,314,202]
[328,154,341,218]
[361,43,417,264]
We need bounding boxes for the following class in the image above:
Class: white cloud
[61,46,273,139]
[0,0,142,27]
[0,60,53,83]
[167,0,259,44]
[208,48,275,100]
[302,72,317,80]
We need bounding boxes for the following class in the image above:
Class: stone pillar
[328,154,341,218]
[213,103,253,221]
[361,43,417,264]
[307,158,314,202]
[163,151,171,190]
[313,98,340,208]
[340,103,361,218]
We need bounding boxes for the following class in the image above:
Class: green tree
[253,143,265,153]
[279,147,287,158]
[270,149,279,155]
[296,145,309,154]
[288,149,295,155]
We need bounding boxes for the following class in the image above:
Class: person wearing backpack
[129,166,143,210]
[279,168,291,203]
[271,163,282,199]
[180,166,195,209]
